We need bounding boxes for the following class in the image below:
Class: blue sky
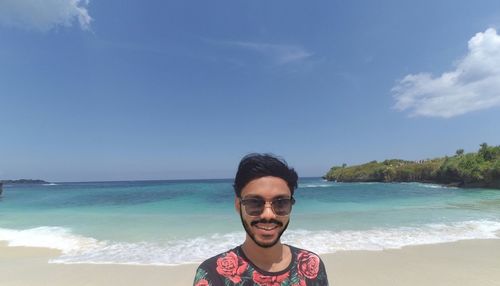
[1,0,500,182]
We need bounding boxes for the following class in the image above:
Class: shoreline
[2,239,500,286]
[323,179,500,190]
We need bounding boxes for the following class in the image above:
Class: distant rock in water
[0,182,3,195]
[0,179,49,185]
[324,143,500,190]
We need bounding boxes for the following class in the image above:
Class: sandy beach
[1,239,500,286]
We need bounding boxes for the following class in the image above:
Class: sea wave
[299,184,336,188]
[285,220,500,253]
[0,226,101,252]
[402,182,455,189]
[1,220,499,265]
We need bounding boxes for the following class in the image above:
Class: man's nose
[260,202,276,219]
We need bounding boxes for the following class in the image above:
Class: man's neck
[241,237,291,272]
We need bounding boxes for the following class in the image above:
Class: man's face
[235,176,293,248]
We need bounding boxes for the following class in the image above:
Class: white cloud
[392,28,500,118]
[232,41,312,64]
[0,0,91,32]
[214,40,312,65]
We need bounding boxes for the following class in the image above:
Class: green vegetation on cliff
[324,143,500,189]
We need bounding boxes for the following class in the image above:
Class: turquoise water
[1,178,500,265]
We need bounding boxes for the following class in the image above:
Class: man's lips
[251,219,282,232]
[254,223,279,231]
[251,219,282,226]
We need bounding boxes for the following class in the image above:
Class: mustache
[250,219,283,227]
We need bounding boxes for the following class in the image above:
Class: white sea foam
[43,183,58,186]
[284,220,500,253]
[403,182,455,189]
[0,226,102,252]
[1,220,499,265]
[299,184,335,188]
[52,233,246,266]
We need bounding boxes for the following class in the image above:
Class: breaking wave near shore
[1,220,499,266]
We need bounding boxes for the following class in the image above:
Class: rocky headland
[324,143,500,189]
[0,179,49,185]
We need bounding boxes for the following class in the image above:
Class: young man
[193,154,329,286]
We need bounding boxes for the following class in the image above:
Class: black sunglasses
[240,197,295,216]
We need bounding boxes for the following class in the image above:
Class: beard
[239,208,290,248]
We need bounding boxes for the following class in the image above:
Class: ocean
[1,178,499,266]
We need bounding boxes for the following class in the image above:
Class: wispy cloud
[392,28,500,118]
[209,39,313,65]
[0,0,92,32]
[229,41,312,65]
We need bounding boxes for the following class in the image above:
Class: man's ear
[235,196,241,214]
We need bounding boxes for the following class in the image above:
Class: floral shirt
[193,245,329,286]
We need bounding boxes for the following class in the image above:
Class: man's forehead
[240,176,291,198]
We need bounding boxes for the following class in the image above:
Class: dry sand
[1,239,500,286]
[325,239,500,286]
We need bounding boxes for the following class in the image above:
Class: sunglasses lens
[241,198,295,216]
[272,199,293,216]
[243,199,265,216]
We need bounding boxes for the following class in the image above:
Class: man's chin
[250,229,281,248]
[247,223,290,248]
[253,236,280,248]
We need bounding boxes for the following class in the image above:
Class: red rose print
[216,251,248,283]
[297,251,320,279]
[195,279,209,286]
[252,271,289,286]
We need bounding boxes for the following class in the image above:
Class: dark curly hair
[233,153,298,197]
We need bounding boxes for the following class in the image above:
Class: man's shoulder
[197,246,241,269]
[288,245,328,282]
[194,247,244,286]
[288,245,323,261]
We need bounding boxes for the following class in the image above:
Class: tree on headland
[324,143,500,189]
